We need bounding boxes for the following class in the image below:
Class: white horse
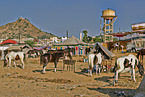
[88,53,102,76]
[4,51,26,69]
[113,54,144,85]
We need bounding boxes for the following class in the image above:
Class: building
[101,8,117,42]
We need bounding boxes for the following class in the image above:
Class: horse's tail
[3,54,8,67]
[137,60,144,76]
[136,51,140,59]
[23,53,27,63]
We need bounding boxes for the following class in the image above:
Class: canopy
[108,33,127,37]
[1,39,18,44]
[108,30,145,37]
[33,46,47,50]
[96,43,116,59]
[54,35,88,46]
[89,42,116,59]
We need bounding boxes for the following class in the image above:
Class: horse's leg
[13,61,17,68]
[88,65,93,77]
[142,55,143,65]
[42,62,48,74]
[115,68,123,82]
[113,71,117,85]
[132,67,136,82]
[89,68,93,77]
[21,58,25,69]
[96,65,98,75]
[8,59,11,67]
[115,70,119,82]
[54,61,58,72]
[98,65,101,75]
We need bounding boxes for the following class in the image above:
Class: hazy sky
[0,0,145,38]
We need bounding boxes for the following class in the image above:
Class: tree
[87,36,92,42]
[82,30,88,43]
[113,37,118,41]
[25,40,35,47]
[93,36,101,42]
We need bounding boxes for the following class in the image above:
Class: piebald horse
[113,54,144,85]
[4,51,26,69]
[88,53,102,76]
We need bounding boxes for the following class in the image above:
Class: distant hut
[53,35,91,55]
[0,44,30,60]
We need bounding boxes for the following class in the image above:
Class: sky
[0,0,145,38]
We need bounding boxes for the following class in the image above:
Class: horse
[85,47,91,55]
[88,53,102,76]
[47,48,73,59]
[137,48,145,65]
[113,54,144,85]
[40,49,72,73]
[4,51,26,69]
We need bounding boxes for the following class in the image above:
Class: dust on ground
[0,51,144,97]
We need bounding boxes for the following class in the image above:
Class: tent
[54,35,88,46]
[33,46,48,50]
[90,42,116,60]
[54,35,91,55]
[0,39,18,45]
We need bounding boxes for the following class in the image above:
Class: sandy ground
[0,51,144,97]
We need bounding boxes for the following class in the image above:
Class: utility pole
[100,19,102,42]
[66,30,68,38]
[19,31,21,44]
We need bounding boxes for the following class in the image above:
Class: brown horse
[137,48,145,65]
[40,49,72,73]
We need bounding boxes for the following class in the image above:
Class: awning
[0,39,18,44]
[108,33,127,37]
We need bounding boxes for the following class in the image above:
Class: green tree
[82,30,88,43]
[25,40,35,47]
[87,36,92,43]
[113,37,118,41]
[93,36,101,42]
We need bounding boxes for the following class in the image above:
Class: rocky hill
[0,17,56,39]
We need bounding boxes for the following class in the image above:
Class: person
[121,45,124,53]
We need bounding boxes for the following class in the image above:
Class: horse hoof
[113,83,115,86]
[41,72,45,74]
[88,75,92,77]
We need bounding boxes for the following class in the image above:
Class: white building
[61,37,68,42]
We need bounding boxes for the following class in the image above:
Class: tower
[101,8,117,42]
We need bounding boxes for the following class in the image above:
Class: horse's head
[124,58,130,67]
[137,61,144,76]
[63,50,72,59]
[3,59,8,67]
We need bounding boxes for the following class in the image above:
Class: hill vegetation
[0,17,56,39]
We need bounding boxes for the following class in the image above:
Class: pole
[100,19,102,42]
[19,31,20,44]
[66,30,68,38]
